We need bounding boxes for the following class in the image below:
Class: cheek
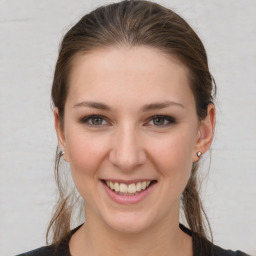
[155,133,194,164]
[148,129,196,176]
[67,133,107,171]
[64,124,110,184]
[65,130,109,201]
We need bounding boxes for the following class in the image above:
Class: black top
[17,224,249,256]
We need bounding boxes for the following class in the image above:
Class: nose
[108,124,146,171]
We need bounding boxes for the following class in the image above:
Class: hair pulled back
[49,0,216,252]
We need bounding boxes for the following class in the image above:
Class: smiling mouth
[103,180,157,196]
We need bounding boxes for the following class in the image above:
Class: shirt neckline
[61,223,208,256]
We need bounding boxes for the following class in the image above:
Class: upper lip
[101,179,156,185]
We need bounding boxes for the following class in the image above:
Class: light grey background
[0,0,255,255]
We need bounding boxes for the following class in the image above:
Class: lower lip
[102,181,156,205]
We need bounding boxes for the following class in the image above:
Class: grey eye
[147,115,176,127]
[81,115,108,126]
[90,117,104,125]
[152,117,166,126]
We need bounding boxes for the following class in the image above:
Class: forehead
[66,46,194,110]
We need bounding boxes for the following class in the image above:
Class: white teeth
[110,181,114,189]
[136,182,142,192]
[128,183,136,193]
[119,183,128,193]
[105,180,152,194]
[114,182,120,192]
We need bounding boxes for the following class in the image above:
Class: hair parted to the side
[49,0,216,252]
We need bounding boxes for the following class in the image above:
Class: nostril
[108,146,147,171]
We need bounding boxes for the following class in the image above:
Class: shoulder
[16,225,82,256]
[212,244,250,256]
[16,240,71,256]
[16,243,250,256]
[16,245,55,256]
[179,224,249,256]
[16,242,71,256]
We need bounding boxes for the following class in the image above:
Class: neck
[70,208,192,256]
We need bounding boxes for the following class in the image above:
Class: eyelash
[147,115,176,126]
[80,114,176,128]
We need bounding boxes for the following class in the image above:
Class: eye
[80,115,109,126]
[147,115,176,127]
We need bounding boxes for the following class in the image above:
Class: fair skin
[54,46,215,256]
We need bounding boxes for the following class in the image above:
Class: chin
[103,211,154,234]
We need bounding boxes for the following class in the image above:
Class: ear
[193,103,216,162]
[54,107,69,161]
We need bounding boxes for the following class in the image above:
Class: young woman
[18,1,249,255]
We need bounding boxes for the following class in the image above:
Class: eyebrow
[73,100,184,111]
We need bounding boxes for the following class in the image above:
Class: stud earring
[197,151,202,158]
[60,151,65,157]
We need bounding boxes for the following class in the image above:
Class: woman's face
[56,46,213,233]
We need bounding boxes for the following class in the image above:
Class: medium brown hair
[48,0,216,253]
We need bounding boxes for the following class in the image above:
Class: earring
[197,151,202,159]
[60,151,65,157]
